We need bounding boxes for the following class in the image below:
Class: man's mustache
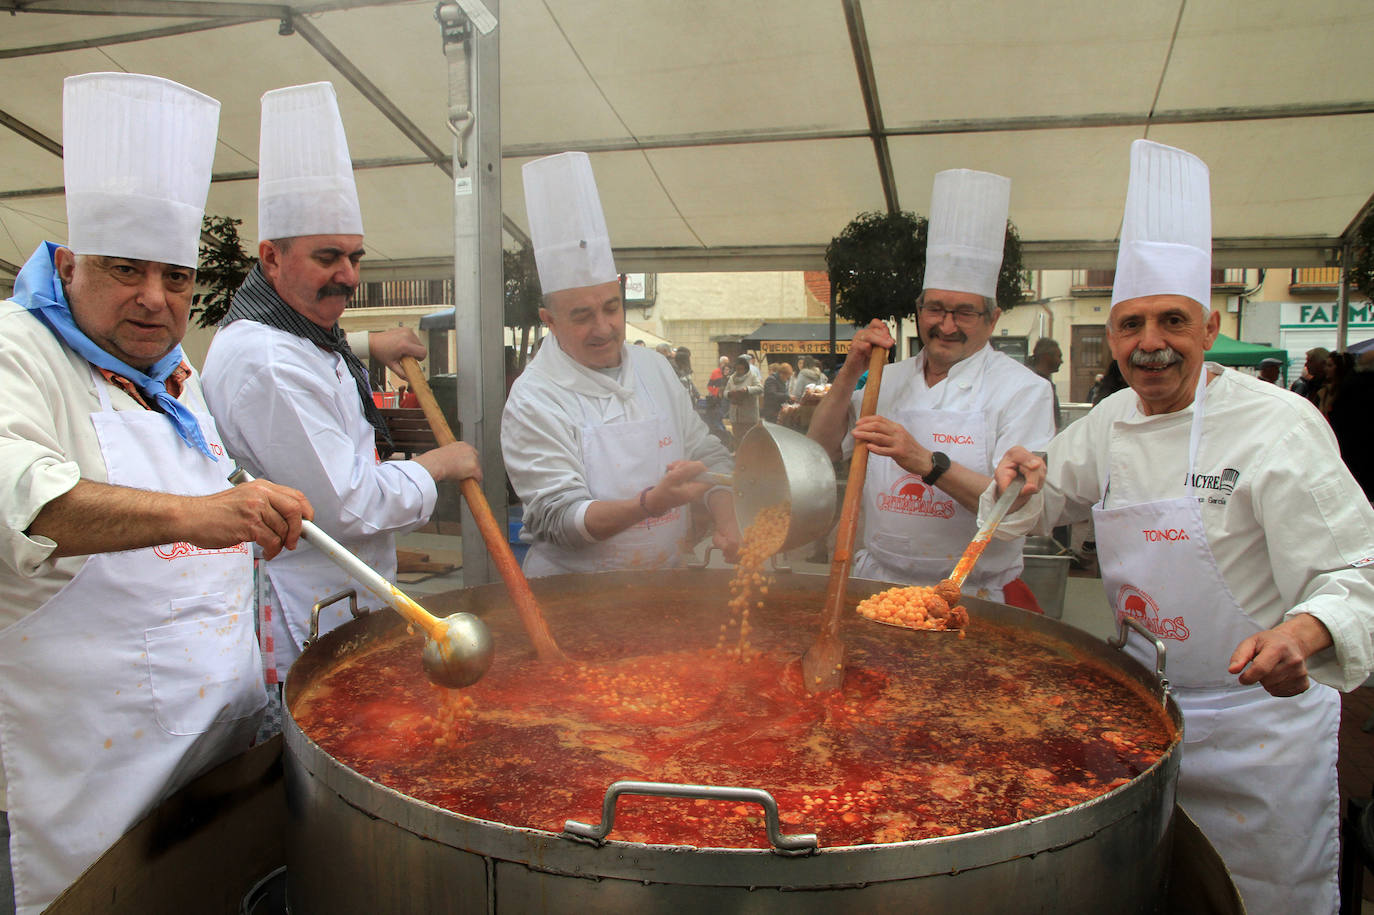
[318,283,356,300]
[1130,347,1182,368]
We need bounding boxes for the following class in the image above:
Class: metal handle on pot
[1108,616,1171,702]
[562,780,819,856]
[306,589,364,648]
[686,546,792,572]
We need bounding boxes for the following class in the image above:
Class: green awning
[1206,334,1287,367]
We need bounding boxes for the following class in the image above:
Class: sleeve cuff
[395,459,440,519]
[1290,602,1374,693]
[347,331,371,366]
[569,500,594,544]
[977,481,1042,540]
[2,458,80,576]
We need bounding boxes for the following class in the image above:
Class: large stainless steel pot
[283,570,1182,914]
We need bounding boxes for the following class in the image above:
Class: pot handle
[686,547,792,573]
[306,589,364,648]
[1108,616,1171,701]
[563,780,818,856]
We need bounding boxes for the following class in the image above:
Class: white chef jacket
[200,321,437,660]
[502,339,731,551]
[988,365,1374,691]
[0,298,234,809]
[0,298,222,619]
[844,345,1056,584]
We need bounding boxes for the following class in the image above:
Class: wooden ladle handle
[399,357,566,662]
[819,344,888,636]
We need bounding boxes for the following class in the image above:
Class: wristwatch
[922,451,950,486]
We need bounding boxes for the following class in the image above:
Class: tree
[504,243,542,370]
[1348,210,1374,306]
[825,210,927,333]
[824,210,1028,353]
[190,214,256,329]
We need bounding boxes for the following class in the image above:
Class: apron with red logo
[0,371,265,914]
[523,360,688,577]
[853,364,1021,600]
[1093,368,1339,915]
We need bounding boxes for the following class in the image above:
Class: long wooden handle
[819,345,888,636]
[399,357,565,662]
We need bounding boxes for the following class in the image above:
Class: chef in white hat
[502,152,738,576]
[202,82,481,679]
[990,139,1374,915]
[0,72,312,913]
[808,169,1055,609]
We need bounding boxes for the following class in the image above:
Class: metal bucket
[733,421,837,551]
[283,570,1182,914]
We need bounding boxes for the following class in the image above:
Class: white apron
[524,361,687,578]
[1093,369,1340,915]
[260,358,397,675]
[853,374,1021,600]
[0,373,265,914]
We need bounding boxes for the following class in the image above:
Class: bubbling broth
[292,589,1175,850]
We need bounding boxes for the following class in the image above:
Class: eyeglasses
[918,303,988,325]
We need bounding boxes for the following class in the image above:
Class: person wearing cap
[201,83,480,676]
[990,140,1374,915]
[0,73,313,913]
[808,169,1055,609]
[502,152,737,577]
[1257,356,1283,384]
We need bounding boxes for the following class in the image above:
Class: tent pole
[439,0,505,586]
[1336,244,1350,354]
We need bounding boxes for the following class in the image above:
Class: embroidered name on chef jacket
[1116,584,1190,641]
[931,432,975,445]
[1185,467,1240,494]
[876,474,956,518]
[1142,528,1190,542]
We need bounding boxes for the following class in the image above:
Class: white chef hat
[522,152,617,295]
[63,73,219,269]
[923,168,1011,301]
[1111,139,1211,312]
[258,82,364,240]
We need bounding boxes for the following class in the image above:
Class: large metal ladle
[399,357,566,663]
[229,468,493,689]
[730,422,838,554]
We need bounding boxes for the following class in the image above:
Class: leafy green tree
[190,215,255,328]
[190,215,256,329]
[1348,211,1374,305]
[825,210,927,332]
[825,210,1028,348]
[504,243,542,370]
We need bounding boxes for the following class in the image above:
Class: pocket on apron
[145,597,267,736]
[1181,707,1218,744]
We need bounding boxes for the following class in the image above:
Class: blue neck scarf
[13,242,215,460]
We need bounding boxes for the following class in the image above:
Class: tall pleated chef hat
[258,81,363,240]
[1111,139,1212,312]
[923,168,1011,301]
[522,152,617,295]
[63,73,219,268]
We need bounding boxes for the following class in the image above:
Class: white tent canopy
[2,0,1372,281]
